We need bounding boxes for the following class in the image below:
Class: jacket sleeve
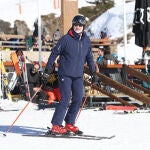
[45,37,65,73]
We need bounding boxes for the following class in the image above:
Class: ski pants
[51,75,84,125]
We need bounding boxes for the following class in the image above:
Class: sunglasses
[72,17,86,26]
[74,23,83,27]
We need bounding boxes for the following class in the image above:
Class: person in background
[96,46,106,65]
[15,49,24,61]
[100,31,108,45]
[41,15,97,135]
[52,29,61,47]
[100,31,107,39]
[95,46,111,92]
[44,63,60,105]
[103,47,119,64]
[142,60,150,89]
[96,45,119,70]
[143,48,150,75]
[42,34,51,51]
[53,29,61,40]
[96,46,119,92]
[14,49,27,97]
[27,63,47,104]
[25,35,33,50]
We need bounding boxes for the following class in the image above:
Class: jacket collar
[68,28,86,39]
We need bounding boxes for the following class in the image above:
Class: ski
[11,52,22,77]
[73,133,115,139]
[0,53,12,101]
[21,56,30,100]
[0,109,20,112]
[22,133,115,140]
[7,72,18,91]
[0,130,6,136]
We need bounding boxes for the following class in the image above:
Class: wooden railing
[3,58,149,106]
[0,34,116,51]
[84,65,150,106]
[0,34,25,40]
[90,38,115,47]
[0,41,26,49]
[0,34,26,50]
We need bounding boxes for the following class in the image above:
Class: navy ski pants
[51,75,84,125]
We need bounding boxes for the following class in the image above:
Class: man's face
[73,23,84,34]
[98,49,104,56]
[32,64,39,73]
[17,50,23,56]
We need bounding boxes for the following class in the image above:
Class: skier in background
[44,63,60,105]
[27,63,47,105]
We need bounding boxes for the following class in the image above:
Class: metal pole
[0,52,2,100]
[123,0,127,64]
[38,0,42,71]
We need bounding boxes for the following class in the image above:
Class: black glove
[91,72,99,85]
[41,71,50,86]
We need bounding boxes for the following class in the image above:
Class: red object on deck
[106,105,137,111]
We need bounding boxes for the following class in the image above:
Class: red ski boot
[51,125,68,135]
[65,124,83,135]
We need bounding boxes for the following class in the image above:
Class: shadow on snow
[0,125,46,135]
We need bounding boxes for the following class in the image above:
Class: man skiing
[42,15,97,135]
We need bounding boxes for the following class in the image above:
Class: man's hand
[41,72,49,86]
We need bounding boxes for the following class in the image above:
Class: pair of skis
[0,52,12,101]
[0,128,115,140]
[22,126,115,140]
[22,132,115,140]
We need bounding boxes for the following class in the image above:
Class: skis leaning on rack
[0,52,12,101]
[22,127,115,140]
[11,52,30,100]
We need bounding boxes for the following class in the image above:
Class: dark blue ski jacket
[45,28,95,77]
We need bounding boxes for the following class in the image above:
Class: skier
[41,15,97,135]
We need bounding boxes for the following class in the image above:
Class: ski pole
[3,84,43,136]
[76,84,94,123]
[75,93,89,123]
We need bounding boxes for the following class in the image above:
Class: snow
[86,1,135,38]
[0,99,150,150]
